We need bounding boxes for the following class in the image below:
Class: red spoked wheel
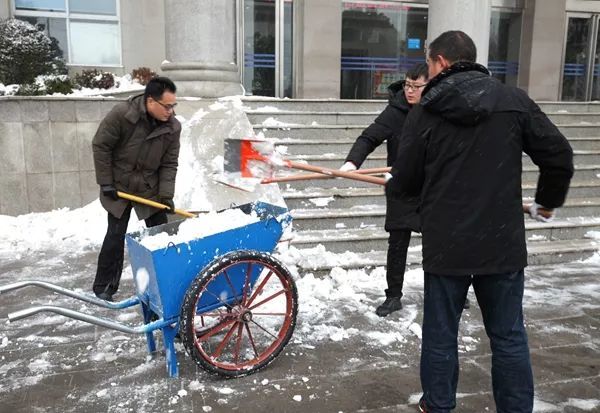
[179,250,298,377]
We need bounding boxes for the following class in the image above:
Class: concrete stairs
[242,99,600,274]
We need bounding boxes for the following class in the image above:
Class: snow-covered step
[242,98,387,112]
[289,217,600,253]
[256,123,600,139]
[250,110,600,127]
[285,238,600,275]
[242,98,600,114]
[284,151,600,169]
[247,111,380,125]
[254,125,373,140]
[290,198,600,230]
[282,182,600,210]
[273,137,600,155]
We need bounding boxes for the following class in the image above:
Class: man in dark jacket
[92,77,182,301]
[341,64,428,317]
[387,31,573,412]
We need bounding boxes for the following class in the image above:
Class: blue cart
[0,201,298,378]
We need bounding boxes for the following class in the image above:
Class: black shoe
[95,291,114,302]
[418,400,428,412]
[464,297,471,309]
[375,296,402,317]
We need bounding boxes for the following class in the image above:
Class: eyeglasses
[154,99,178,111]
[404,82,428,91]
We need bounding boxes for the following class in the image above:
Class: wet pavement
[0,247,599,413]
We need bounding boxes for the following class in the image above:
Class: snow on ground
[1,102,600,411]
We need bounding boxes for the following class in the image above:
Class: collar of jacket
[124,93,178,138]
[387,80,411,112]
[421,61,490,99]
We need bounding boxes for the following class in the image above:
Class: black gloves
[101,184,118,200]
[161,198,175,213]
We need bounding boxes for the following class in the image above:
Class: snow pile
[0,200,143,255]
[138,208,260,251]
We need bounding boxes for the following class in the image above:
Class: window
[12,0,121,66]
[488,9,522,87]
[341,1,428,99]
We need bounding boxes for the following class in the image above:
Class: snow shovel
[261,167,391,184]
[117,191,197,218]
[223,138,386,186]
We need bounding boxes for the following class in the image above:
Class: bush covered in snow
[0,19,61,85]
[131,67,157,85]
[74,69,117,89]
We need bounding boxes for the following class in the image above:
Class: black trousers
[93,204,167,296]
[385,229,412,298]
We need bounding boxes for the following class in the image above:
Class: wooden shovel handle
[286,161,386,185]
[262,167,392,184]
[116,191,196,218]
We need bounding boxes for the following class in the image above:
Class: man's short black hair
[406,63,429,81]
[144,76,177,101]
[428,30,477,64]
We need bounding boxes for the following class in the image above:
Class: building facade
[2,0,600,101]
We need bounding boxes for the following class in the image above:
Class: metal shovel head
[223,137,281,178]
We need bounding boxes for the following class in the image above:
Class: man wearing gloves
[92,77,181,301]
[387,31,573,412]
[341,64,428,317]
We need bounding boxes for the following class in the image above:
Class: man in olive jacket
[92,76,181,301]
[387,31,573,412]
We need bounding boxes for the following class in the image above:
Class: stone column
[294,0,342,98]
[517,0,567,100]
[161,0,243,97]
[427,0,492,67]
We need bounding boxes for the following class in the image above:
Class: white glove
[340,161,357,172]
[528,201,555,223]
[383,172,393,182]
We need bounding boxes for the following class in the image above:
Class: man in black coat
[387,31,573,412]
[341,64,428,317]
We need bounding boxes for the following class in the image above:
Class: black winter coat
[345,81,420,231]
[387,62,574,275]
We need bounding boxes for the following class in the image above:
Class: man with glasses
[92,76,181,301]
[340,64,428,317]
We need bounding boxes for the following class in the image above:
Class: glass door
[243,0,293,97]
[561,14,598,101]
[340,1,428,100]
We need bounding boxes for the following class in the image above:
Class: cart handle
[117,191,196,218]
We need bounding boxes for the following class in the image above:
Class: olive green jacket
[92,94,181,220]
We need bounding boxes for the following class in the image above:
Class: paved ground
[0,247,599,413]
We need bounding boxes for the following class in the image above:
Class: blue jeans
[420,269,533,413]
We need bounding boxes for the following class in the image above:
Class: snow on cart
[0,200,297,378]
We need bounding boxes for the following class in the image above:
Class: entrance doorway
[561,13,600,101]
[242,0,293,98]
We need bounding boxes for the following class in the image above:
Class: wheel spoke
[211,322,239,359]
[233,321,244,364]
[200,285,235,310]
[241,262,253,305]
[250,312,287,316]
[196,318,236,341]
[222,269,239,303]
[196,311,223,318]
[248,289,286,311]
[245,323,259,358]
[250,319,279,340]
[245,270,273,307]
